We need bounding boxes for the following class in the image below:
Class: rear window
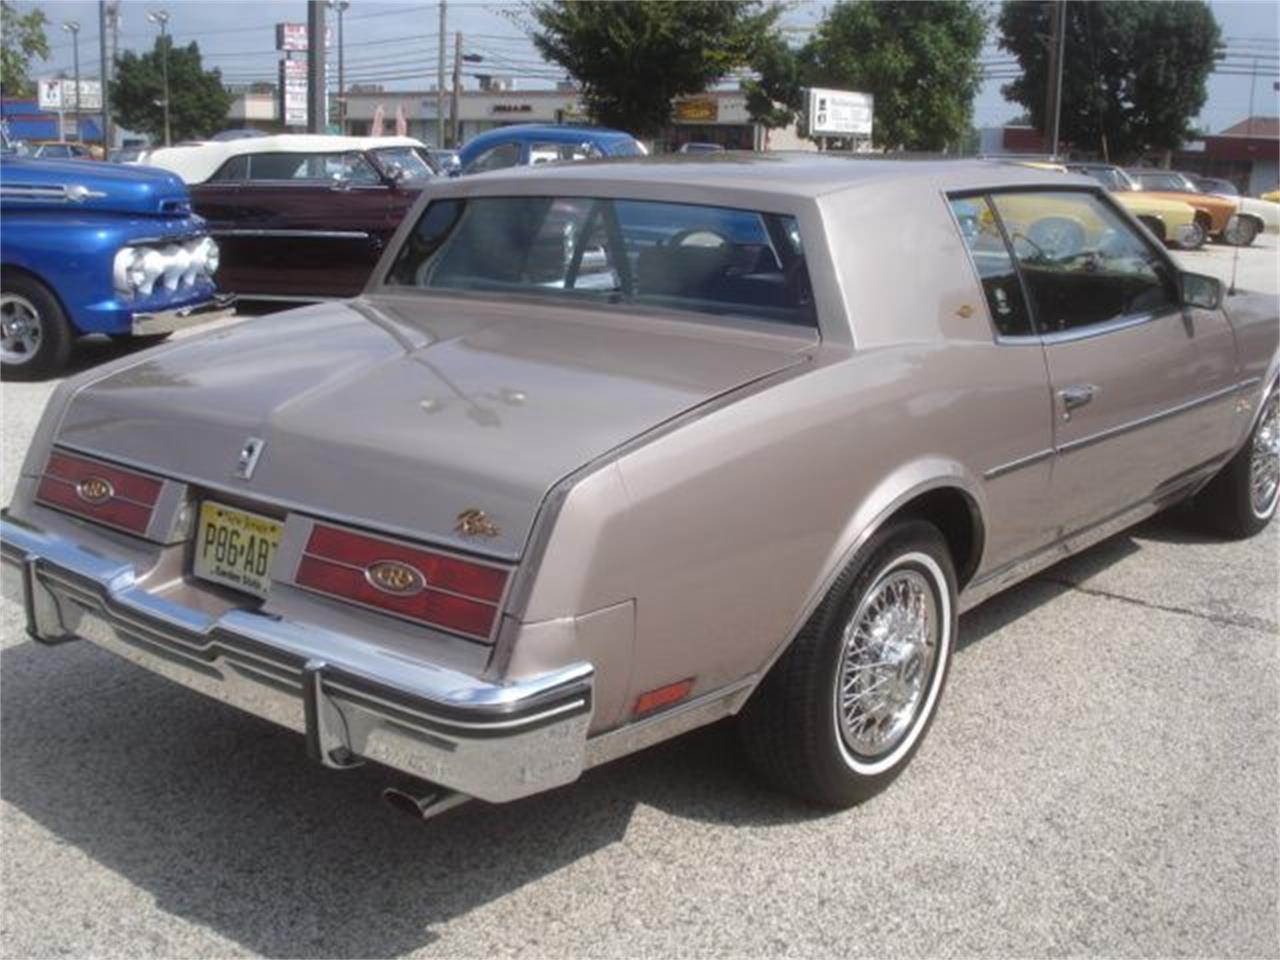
[386,196,815,327]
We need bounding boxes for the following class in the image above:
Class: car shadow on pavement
[0,511,1214,957]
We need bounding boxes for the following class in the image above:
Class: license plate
[193,501,283,599]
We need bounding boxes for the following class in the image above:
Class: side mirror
[382,161,406,186]
[1181,271,1223,310]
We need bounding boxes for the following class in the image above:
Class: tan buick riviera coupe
[3,157,1277,819]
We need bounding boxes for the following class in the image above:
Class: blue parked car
[456,124,645,176]
[1,150,230,375]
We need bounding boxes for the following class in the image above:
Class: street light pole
[98,1,112,151]
[147,9,171,146]
[62,21,81,142]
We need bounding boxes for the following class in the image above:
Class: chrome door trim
[1058,380,1246,456]
[961,453,1229,613]
[210,229,371,239]
[982,448,1054,481]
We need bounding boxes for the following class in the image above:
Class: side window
[949,196,1034,338]
[990,190,1177,334]
[209,155,249,182]
[465,142,520,174]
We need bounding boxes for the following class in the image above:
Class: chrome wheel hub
[0,293,43,366]
[837,567,939,758]
[1250,391,1280,518]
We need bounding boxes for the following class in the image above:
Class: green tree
[742,32,806,132]
[801,0,987,151]
[1,1,50,97]
[110,37,231,143]
[530,0,780,137]
[998,0,1220,160]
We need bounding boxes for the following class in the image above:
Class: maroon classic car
[141,135,437,300]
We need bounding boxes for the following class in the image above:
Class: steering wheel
[1026,216,1087,260]
[665,228,731,249]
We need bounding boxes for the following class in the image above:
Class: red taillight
[294,523,510,641]
[36,450,162,535]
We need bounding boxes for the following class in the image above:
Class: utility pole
[62,21,81,142]
[306,0,327,133]
[450,31,462,148]
[147,10,170,146]
[98,2,112,150]
[1042,0,1066,156]
[436,0,447,147]
[331,0,349,134]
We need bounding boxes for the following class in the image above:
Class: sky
[16,0,1280,136]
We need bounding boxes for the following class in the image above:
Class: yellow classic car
[1002,161,1202,249]
[1065,164,1203,249]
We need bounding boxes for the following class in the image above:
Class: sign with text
[807,88,873,137]
[275,22,334,51]
[38,78,102,112]
[674,97,718,123]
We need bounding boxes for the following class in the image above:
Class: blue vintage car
[0,151,230,375]
[456,124,645,176]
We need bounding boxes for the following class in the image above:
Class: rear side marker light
[294,523,511,641]
[634,679,695,717]
[36,450,162,536]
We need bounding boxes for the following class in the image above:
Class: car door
[225,151,394,298]
[989,188,1241,536]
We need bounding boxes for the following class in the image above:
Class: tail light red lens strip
[295,523,511,641]
[36,450,162,535]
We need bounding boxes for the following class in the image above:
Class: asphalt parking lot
[1,237,1277,958]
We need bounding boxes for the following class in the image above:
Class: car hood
[0,156,194,216]
[53,294,813,558]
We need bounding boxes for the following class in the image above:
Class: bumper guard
[0,512,593,803]
[131,293,238,336]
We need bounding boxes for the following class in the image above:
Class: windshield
[374,146,437,180]
[387,196,815,327]
[1073,166,1135,191]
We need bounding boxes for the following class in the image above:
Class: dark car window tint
[388,196,815,327]
[465,142,521,174]
[210,154,249,182]
[990,190,1177,334]
[948,196,1034,338]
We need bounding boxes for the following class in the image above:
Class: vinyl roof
[142,134,425,184]
[466,151,1094,199]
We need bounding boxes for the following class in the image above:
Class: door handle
[1059,384,1098,419]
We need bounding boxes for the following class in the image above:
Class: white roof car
[139,134,428,185]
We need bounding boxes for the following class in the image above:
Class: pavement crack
[1035,576,1278,634]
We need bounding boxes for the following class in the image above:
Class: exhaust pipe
[381,784,471,821]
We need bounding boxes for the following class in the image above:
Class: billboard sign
[807,88,873,137]
[38,79,102,112]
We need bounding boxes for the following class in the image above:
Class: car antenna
[1228,195,1242,297]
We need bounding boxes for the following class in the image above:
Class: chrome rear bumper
[131,293,237,336]
[0,513,593,803]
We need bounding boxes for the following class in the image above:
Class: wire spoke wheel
[0,293,43,366]
[1250,390,1280,519]
[836,564,940,760]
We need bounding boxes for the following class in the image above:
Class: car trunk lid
[53,294,814,559]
